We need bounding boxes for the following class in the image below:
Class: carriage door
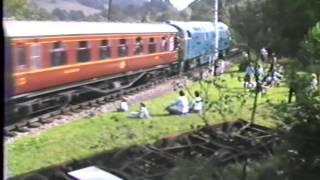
[30,44,42,70]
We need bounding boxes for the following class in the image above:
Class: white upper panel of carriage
[3,21,179,38]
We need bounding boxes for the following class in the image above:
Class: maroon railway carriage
[4,21,179,119]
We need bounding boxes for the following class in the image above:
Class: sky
[170,0,195,11]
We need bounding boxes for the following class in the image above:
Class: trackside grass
[7,69,288,176]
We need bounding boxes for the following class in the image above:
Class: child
[118,98,129,112]
[129,103,151,119]
[190,91,203,113]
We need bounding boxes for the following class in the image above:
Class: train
[3,20,232,125]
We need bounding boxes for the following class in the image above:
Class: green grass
[7,68,289,176]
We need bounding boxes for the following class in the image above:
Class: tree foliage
[300,22,320,81]
[4,0,53,20]
[229,0,320,57]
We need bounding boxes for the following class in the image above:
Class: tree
[69,10,85,21]
[301,22,320,85]
[229,0,320,57]
[4,0,52,20]
[189,0,213,21]
[179,7,192,21]
[52,8,69,21]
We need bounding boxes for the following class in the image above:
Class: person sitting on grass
[129,103,151,119]
[264,70,283,87]
[118,98,129,112]
[166,90,189,115]
[190,91,203,113]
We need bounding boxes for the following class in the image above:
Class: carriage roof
[168,21,229,33]
[3,21,178,38]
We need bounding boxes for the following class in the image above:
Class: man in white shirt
[166,90,189,115]
[218,58,225,75]
[190,91,203,113]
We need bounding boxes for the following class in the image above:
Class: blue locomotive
[168,21,232,70]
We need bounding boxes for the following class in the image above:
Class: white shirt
[120,102,129,112]
[193,97,203,112]
[219,60,225,71]
[312,78,318,87]
[139,107,150,118]
[260,48,268,56]
[173,96,189,114]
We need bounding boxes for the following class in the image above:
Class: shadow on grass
[151,113,172,117]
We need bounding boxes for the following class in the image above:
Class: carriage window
[100,40,110,59]
[16,47,26,70]
[160,37,168,52]
[134,37,144,55]
[169,37,175,51]
[118,39,128,57]
[51,42,66,67]
[174,37,179,50]
[148,38,156,53]
[31,44,42,70]
[77,41,90,62]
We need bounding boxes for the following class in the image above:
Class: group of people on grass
[117,90,203,119]
[243,48,284,93]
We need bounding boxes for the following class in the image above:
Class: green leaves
[4,0,52,20]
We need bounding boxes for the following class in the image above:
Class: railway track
[4,49,244,139]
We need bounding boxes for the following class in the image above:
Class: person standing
[260,47,268,62]
[244,62,255,88]
[218,58,225,75]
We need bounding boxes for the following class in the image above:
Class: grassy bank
[7,70,288,176]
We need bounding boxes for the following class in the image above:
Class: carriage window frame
[160,36,168,52]
[77,41,91,63]
[148,38,157,54]
[51,41,67,67]
[99,40,110,60]
[118,39,128,57]
[134,37,144,55]
[186,31,192,38]
[169,36,175,51]
[30,44,42,70]
[15,46,27,71]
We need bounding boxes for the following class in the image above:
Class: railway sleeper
[4,129,17,137]
[71,105,80,111]
[90,101,99,107]
[71,109,82,113]
[62,107,72,112]
[15,125,29,133]
[40,117,55,124]
[80,103,90,108]
[51,110,61,116]
[27,122,41,128]
[97,100,106,105]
